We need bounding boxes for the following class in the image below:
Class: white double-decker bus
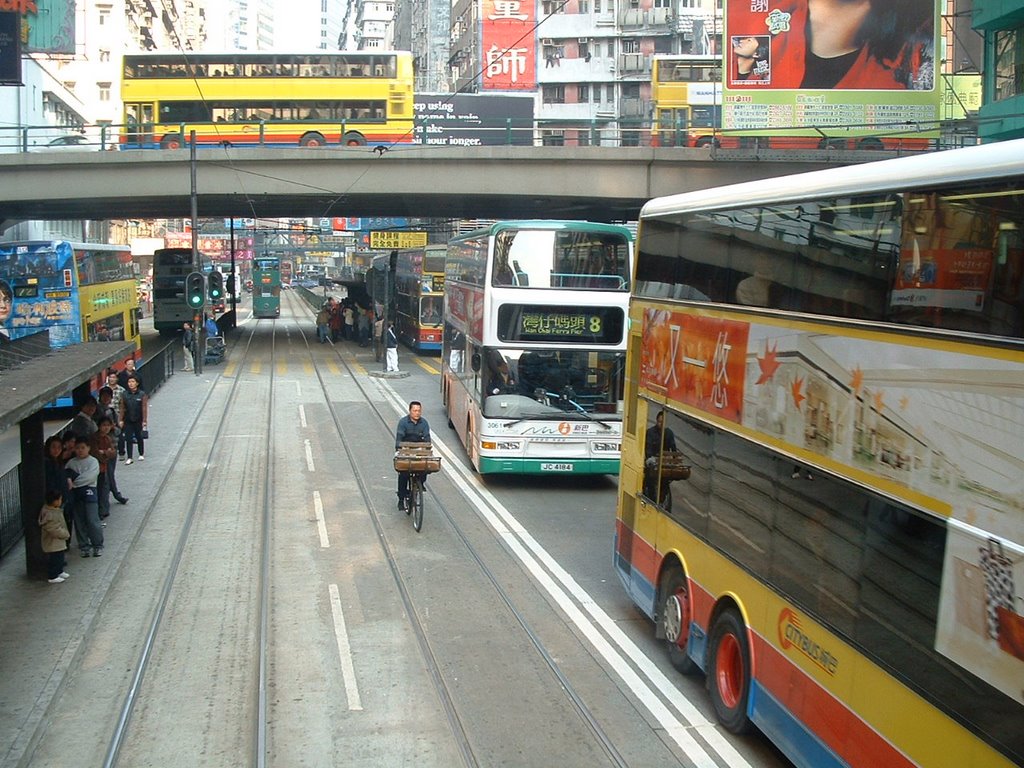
[441,220,633,474]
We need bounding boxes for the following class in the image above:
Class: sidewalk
[0,368,218,768]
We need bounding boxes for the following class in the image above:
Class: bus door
[656,107,690,148]
[124,103,154,147]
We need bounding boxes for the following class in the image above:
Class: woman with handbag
[118,376,149,465]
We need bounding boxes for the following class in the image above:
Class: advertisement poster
[722,0,941,136]
[413,93,534,146]
[480,0,535,91]
[18,0,76,55]
[0,11,20,85]
[639,304,1024,701]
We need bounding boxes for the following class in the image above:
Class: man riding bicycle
[395,400,431,509]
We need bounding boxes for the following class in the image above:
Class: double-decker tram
[394,244,445,352]
[616,140,1024,767]
[152,247,206,334]
[0,240,141,399]
[252,256,281,318]
[120,51,414,149]
[441,220,633,474]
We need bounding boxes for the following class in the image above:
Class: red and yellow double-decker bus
[617,139,1023,767]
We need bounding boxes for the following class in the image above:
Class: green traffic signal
[186,272,206,308]
[208,271,224,301]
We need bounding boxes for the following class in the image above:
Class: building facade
[973,0,1024,140]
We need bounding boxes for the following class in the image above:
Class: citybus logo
[778,608,839,675]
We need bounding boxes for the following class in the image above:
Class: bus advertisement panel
[722,0,941,140]
[121,51,414,149]
[441,221,632,475]
[0,241,138,349]
[618,140,1024,768]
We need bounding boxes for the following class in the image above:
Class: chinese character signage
[481,0,535,91]
[496,305,624,344]
[722,0,941,138]
[369,231,428,249]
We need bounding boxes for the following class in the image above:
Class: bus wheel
[707,609,753,734]
[342,132,366,147]
[857,137,884,151]
[300,132,326,147]
[660,569,697,674]
[160,134,184,150]
[695,137,720,149]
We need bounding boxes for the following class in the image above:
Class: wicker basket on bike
[394,442,442,473]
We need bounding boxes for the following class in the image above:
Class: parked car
[31,134,98,152]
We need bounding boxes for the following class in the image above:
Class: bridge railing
[0,118,974,154]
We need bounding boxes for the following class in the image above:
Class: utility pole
[189,130,203,374]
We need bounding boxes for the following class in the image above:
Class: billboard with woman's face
[723,0,941,137]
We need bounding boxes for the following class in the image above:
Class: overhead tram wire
[314,0,575,223]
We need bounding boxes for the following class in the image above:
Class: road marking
[380,389,753,768]
[304,439,315,472]
[326,361,340,376]
[277,360,287,374]
[223,361,237,377]
[313,490,329,547]
[415,358,440,375]
[251,361,262,374]
[299,405,307,428]
[328,583,363,711]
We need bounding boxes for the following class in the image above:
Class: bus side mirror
[471,352,481,372]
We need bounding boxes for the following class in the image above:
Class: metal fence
[0,341,176,560]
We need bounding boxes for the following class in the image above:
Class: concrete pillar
[19,412,46,580]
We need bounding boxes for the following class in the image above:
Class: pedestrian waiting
[39,489,71,583]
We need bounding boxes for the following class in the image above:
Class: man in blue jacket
[394,400,431,509]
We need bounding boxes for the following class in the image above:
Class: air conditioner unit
[541,38,554,46]
[578,37,589,43]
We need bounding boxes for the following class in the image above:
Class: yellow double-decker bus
[618,140,1023,767]
[121,52,414,149]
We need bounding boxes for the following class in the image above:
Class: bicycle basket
[394,443,442,473]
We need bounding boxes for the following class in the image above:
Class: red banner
[481,0,535,91]
[639,308,750,424]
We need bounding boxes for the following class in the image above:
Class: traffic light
[226,273,235,295]
[185,271,206,309]
[208,271,224,303]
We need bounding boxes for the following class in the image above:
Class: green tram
[252,256,281,318]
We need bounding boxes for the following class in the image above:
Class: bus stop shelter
[0,341,135,579]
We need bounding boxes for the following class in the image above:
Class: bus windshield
[492,229,630,290]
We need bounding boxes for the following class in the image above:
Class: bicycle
[394,442,441,533]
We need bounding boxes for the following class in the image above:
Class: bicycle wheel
[410,476,424,532]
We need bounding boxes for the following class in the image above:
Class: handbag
[141,428,149,439]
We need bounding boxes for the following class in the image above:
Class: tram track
[28,288,759,767]
[288,289,630,768]
[97,316,276,766]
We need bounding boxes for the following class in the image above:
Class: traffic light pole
[190,130,202,375]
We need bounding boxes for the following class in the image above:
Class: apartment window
[98,82,111,101]
[542,84,566,103]
[654,0,670,6]
[98,4,111,25]
[994,26,1024,102]
[595,0,601,10]
[321,0,327,9]
[579,0,589,11]
[623,39,639,53]
[577,84,589,102]
[542,0,561,14]
[606,83,615,102]
[607,41,615,57]
[99,49,110,63]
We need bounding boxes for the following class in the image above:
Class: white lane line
[304,439,315,472]
[299,404,307,428]
[313,490,329,548]
[380,389,752,768]
[328,583,363,711]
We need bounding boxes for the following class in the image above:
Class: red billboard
[481,0,536,91]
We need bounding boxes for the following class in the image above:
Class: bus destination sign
[497,304,624,344]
